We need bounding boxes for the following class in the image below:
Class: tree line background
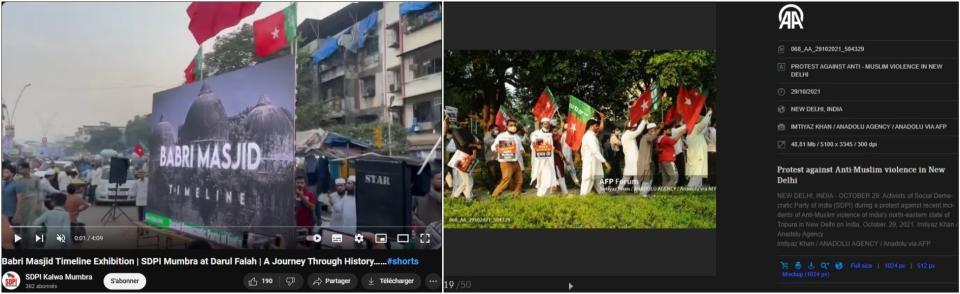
[444,50,718,130]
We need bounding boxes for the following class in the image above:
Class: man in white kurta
[330,178,357,234]
[617,119,647,193]
[580,120,610,195]
[685,109,713,188]
[529,118,558,196]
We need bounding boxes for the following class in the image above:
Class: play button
[14,234,21,243]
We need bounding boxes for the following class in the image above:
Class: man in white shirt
[490,119,525,197]
[85,163,102,202]
[129,169,148,221]
[618,119,646,193]
[39,170,60,196]
[685,109,713,188]
[328,178,356,235]
[580,118,611,195]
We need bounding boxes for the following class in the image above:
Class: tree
[296,48,316,104]
[444,50,529,131]
[327,122,408,154]
[295,103,329,131]
[202,24,291,77]
[84,128,124,153]
[294,48,330,130]
[445,50,717,126]
[124,114,151,147]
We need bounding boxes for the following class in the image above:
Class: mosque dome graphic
[243,95,294,159]
[151,114,178,147]
[180,83,228,143]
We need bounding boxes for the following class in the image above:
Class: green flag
[564,95,595,151]
[184,47,202,84]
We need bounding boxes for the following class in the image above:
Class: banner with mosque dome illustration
[147,55,296,248]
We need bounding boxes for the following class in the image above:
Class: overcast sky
[1,2,350,143]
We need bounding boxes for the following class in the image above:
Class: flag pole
[291,2,298,108]
[197,45,204,82]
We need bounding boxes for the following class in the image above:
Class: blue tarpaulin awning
[312,37,339,64]
[358,11,378,34]
[356,11,378,49]
[324,133,372,149]
[399,2,434,16]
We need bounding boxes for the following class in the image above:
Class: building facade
[298,2,442,158]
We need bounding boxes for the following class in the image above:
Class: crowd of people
[1,156,150,250]
[445,107,716,199]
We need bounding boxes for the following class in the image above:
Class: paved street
[74,203,139,249]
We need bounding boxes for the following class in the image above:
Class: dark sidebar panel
[717,2,958,291]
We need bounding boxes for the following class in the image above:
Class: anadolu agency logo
[778,4,804,30]
[3,271,21,290]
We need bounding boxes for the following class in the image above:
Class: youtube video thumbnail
[1,1,441,291]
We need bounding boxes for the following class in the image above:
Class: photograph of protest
[444,50,718,229]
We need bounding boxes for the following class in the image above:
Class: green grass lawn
[444,192,716,229]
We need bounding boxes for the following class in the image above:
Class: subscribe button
[103,273,146,290]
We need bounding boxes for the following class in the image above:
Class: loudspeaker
[355,157,412,237]
[109,157,130,184]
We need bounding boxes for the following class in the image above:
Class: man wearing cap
[345,175,356,195]
[329,178,357,234]
[529,118,558,196]
[618,119,646,194]
[317,178,347,226]
[637,120,662,195]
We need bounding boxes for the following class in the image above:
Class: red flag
[187,2,261,44]
[531,87,557,122]
[675,86,706,133]
[133,143,145,158]
[185,59,197,84]
[662,105,676,126]
[494,105,511,132]
[627,90,653,126]
[253,4,297,57]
